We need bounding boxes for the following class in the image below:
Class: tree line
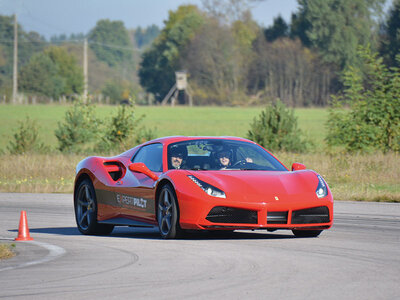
[0,16,159,103]
[1,0,400,107]
[139,0,400,107]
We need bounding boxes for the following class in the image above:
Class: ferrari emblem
[274,196,279,201]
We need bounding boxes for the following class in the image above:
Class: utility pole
[12,14,18,104]
[83,38,88,102]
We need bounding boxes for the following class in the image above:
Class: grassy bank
[0,152,398,202]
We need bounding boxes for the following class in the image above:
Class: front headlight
[188,175,226,198]
[315,174,328,198]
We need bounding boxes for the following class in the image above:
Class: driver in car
[169,145,187,169]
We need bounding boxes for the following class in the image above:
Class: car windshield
[167,139,287,171]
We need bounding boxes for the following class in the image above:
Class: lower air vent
[206,206,258,224]
[291,206,330,224]
[267,211,288,224]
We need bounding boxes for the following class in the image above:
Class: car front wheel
[157,185,182,239]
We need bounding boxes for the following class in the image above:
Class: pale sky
[0,0,299,39]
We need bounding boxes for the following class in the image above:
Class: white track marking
[0,238,66,272]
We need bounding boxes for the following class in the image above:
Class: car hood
[187,170,320,203]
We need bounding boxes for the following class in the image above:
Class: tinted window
[132,143,163,172]
[167,139,287,171]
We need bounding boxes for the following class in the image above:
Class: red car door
[115,143,163,224]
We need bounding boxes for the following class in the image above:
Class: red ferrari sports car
[74,136,333,239]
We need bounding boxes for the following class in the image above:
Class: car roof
[119,136,257,158]
[143,136,255,145]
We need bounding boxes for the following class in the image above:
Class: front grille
[267,211,288,224]
[206,206,258,224]
[291,206,330,224]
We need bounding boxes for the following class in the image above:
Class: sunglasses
[217,152,230,159]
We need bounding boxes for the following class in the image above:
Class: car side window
[132,143,163,172]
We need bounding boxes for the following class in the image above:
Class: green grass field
[0,104,329,150]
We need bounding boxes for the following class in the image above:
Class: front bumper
[177,190,333,231]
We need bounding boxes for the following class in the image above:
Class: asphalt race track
[0,193,399,299]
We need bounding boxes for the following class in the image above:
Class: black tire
[157,184,183,239]
[292,229,322,238]
[74,178,114,235]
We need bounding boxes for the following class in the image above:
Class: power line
[0,38,142,52]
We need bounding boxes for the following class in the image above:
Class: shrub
[96,103,156,152]
[55,99,101,153]
[247,100,308,152]
[7,116,48,154]
[326,47,400,153]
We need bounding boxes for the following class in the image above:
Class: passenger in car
[216,150,232,169]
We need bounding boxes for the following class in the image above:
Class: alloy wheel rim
[158,189,173,235]
[77,184,95,230]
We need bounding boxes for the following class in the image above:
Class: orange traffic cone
[15,210,33,241]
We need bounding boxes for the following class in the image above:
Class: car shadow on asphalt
[9,227,81,236]
[109,227,296,240]
[9,226,297,240]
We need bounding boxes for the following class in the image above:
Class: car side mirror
[291,162,306,171]
[129,163,159,181]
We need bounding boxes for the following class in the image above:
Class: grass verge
[0,243,16,260]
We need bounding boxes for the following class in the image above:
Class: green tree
[88,19,133,68]
[139,5,205,101]
[101,79,134,104]
[380,0,400,67]
[7,116,48,154]
[19,46,83,99]
[290,11,311,47]
[326,47,400,152]
[201,0,258,24]
[134,25,160,49]
[55,100,101,153]
[264,15,289,42]
[44,46,83,95]
[295,0,384,69]
[247,100,308,152]
[96,104,155,152]
[248,35,337,106]
[0,15,45,96]
[19,52,65,99]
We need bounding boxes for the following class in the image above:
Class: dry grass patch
[277,151,400,202]
[0,154,85,193]
[0,152,399,202]
[0,243,16,260]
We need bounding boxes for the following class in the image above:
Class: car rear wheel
[74,178,114,235]
[292,229,322,238]
[157,185,182,239]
